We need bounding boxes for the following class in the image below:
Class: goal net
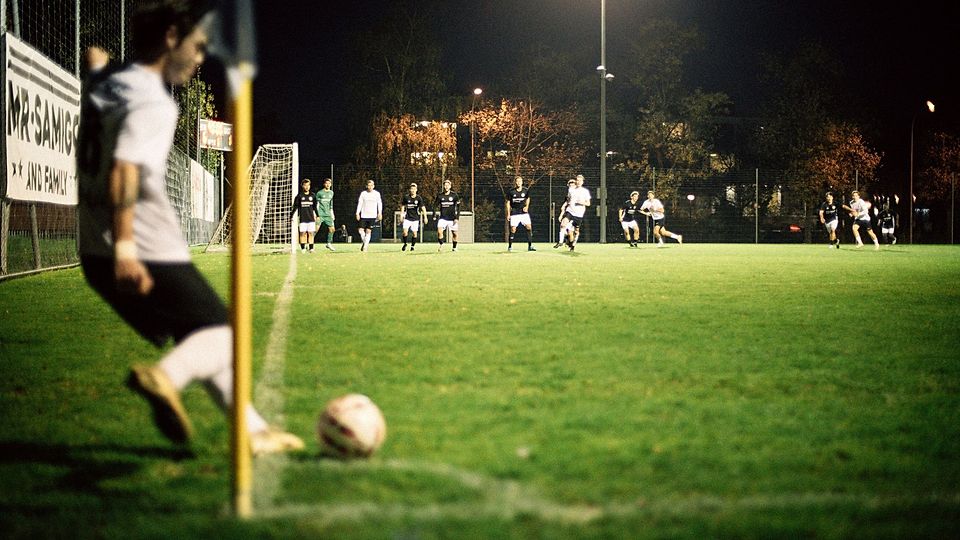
[205,144,299,253]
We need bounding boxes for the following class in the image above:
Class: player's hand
[377,214,382,222]
[355,214,360,222]
[115,258,154,296]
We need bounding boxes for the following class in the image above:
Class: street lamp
[909,99,935,244]
[597,0,613,243]
[470,87,482,214]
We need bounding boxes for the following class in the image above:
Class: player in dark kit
[619,191,642,247]
[818,192,841,249]
[434,179,461,252]
[506,176,536,252]
[291,178,318,252]
[877,203,897,244]
[399,183,427,251]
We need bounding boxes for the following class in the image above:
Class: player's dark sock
[412,236,417,246]
[508,234,514,248]
[327,231,333,244]
[403,237,408,246]
[452,241,457,249]
[299,243,305,250]
[526,229,532,246]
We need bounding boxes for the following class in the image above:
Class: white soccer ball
[317,393,386,459]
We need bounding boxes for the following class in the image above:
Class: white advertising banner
[3,34,81,205]
[189,159,215,221]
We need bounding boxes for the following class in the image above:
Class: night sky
[248,0,959,186]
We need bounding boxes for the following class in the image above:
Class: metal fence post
[0,199,10,274]
[755,168,759,244]
[29,203,40,269]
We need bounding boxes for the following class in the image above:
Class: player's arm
[819,209,825,224]
[618,208,625,221]
[454,195,461,222]
[355,195,362,221]
[376,193,383,221]
[110,159,153,295]
[505,199,511,220]
[582,194,591,207]
[419,200,427,222]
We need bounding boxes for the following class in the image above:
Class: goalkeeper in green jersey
[316,177,336,251]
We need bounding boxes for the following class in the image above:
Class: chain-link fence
[1,1,220,277]
[302,162,909,247]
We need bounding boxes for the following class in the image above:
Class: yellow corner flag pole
[230,68,254,518]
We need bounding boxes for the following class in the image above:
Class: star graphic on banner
[9,161,16,178]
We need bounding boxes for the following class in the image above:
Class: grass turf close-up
[1,243,958,538]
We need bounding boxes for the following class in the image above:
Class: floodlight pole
[598,0,608,243]
[470,88,482,214]
[909,100,935,244]
[910,115,916,244]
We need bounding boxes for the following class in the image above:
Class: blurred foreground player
[77,0,302,454]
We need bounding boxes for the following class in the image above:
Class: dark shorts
[853,218,870,230]
[359,218,377,229]
[81,256,227,348]
[562,211,582,228]
[653,218,665,228]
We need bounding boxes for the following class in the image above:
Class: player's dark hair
[131,0,212,63]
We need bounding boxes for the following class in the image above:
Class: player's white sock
[158,325,269,432]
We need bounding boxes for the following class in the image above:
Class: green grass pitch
[1,243,958,538]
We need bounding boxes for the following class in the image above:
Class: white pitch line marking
[252,250,299,511]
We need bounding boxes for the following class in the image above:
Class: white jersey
[641,198,666,220]
[78,63,189,263]
[567,186,591,218]
[849,199,871,221]
[356,190,383,219]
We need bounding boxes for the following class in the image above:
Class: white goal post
[205,143,299,252]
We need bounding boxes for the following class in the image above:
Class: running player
[506,176,536,252]
[434,179,461,252]
[316,177,336,251]
[291,178,318,253]
[399,183,427,251]
[554,178,578,248]
[355,180,382,252]
[818,192,840,249]
[561,175,591,250]
[842,190,879,249]
[877,203,897,244]
[640,191,682,246]
[619,191,642,247]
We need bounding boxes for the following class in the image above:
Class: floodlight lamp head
[926,100,935,113]
[596,65,605,72]
[604,73,615,81]
[473,88,483,96]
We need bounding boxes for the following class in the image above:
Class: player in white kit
[560,175,591,251]
[355,180,383,252]
[842,191,879,250]
[640,191,682,246]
